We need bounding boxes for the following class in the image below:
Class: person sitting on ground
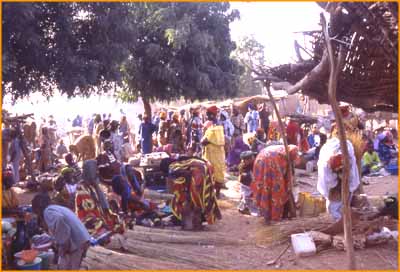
[52,167,78,210]
[378,131,398,166]
[160,156,222,230]
[64,153,82,182]
[112,163,147,214]
[252,145,301,224]
[96,140,122,184]
[111,174,160,227]
[361,140,382,176]
[31,193,90,270]
[238,151,257,215]
[2,167,21,217]
[251,128,267,153]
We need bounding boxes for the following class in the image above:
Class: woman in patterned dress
[252,144,300,224]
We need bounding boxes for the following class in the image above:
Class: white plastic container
[291,233,317,257]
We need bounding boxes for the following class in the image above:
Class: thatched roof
[259,2,398,113]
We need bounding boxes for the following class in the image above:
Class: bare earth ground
[14,171,398,270]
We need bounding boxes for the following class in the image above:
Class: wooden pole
[264,81,296,218]
[321,13,356,269]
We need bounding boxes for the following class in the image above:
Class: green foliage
[120,2,242,103]
[232,35,265,97]
[3,2,242,103]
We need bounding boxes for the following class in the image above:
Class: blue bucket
[16,257,42,270]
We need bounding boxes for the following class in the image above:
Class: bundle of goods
[140,152,169,167]
[140,152,170,191]
[31,234,53,250]
[298,192,326,217]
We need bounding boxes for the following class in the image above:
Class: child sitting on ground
[362,140,382,176]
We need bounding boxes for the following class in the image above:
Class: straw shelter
[260,2,397,113]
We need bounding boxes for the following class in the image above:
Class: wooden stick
[264,81,296,218]
[321,13,356,270]
[267,243,291,265]
[374,249,396,269]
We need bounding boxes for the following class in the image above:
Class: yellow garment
[3,188,19,209]
[203,125,226,184]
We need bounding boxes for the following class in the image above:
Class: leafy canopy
[3,2,242,103]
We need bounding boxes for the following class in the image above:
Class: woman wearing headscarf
[378,131,397,166]
[252,144,300,224]
[201,105,226,197]
[167,113,185,153]
[227,137,250,170]
[52,167,77,210]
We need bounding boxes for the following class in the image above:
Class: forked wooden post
[263,81,296,217]
[321,13,356,269]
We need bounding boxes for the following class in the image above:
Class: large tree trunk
[142,97,152,120]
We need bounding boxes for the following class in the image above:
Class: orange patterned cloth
[168,158,221,224]
[75,184,125,237]
[252,145,298,222]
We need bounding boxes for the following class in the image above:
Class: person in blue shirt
[72,115,82,127]
[244,104,259,133]
[32,193,90,270]
[378,133,397,166]
[138,114,157,154]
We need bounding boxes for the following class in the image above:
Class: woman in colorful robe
[75,160,125,239]
[161,157,222,230]
[252,144,299,224]
[201,105,226,197]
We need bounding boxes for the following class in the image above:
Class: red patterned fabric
[75,184,125,237]
[252,145,298,222]
[168,158,221,224]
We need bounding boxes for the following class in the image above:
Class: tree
[3,2,242,115]
[3,2,137,100]
[118,3,242,116]
[232,35,265,97]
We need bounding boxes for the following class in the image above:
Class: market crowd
[2,102,398,269]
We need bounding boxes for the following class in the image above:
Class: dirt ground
[13,170,398,270]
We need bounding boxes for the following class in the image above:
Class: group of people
[2,101,398,269]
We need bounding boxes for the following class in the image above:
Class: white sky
[230,2,324,65]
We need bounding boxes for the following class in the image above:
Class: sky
[5,2,325,122]
[230,2,324,65]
